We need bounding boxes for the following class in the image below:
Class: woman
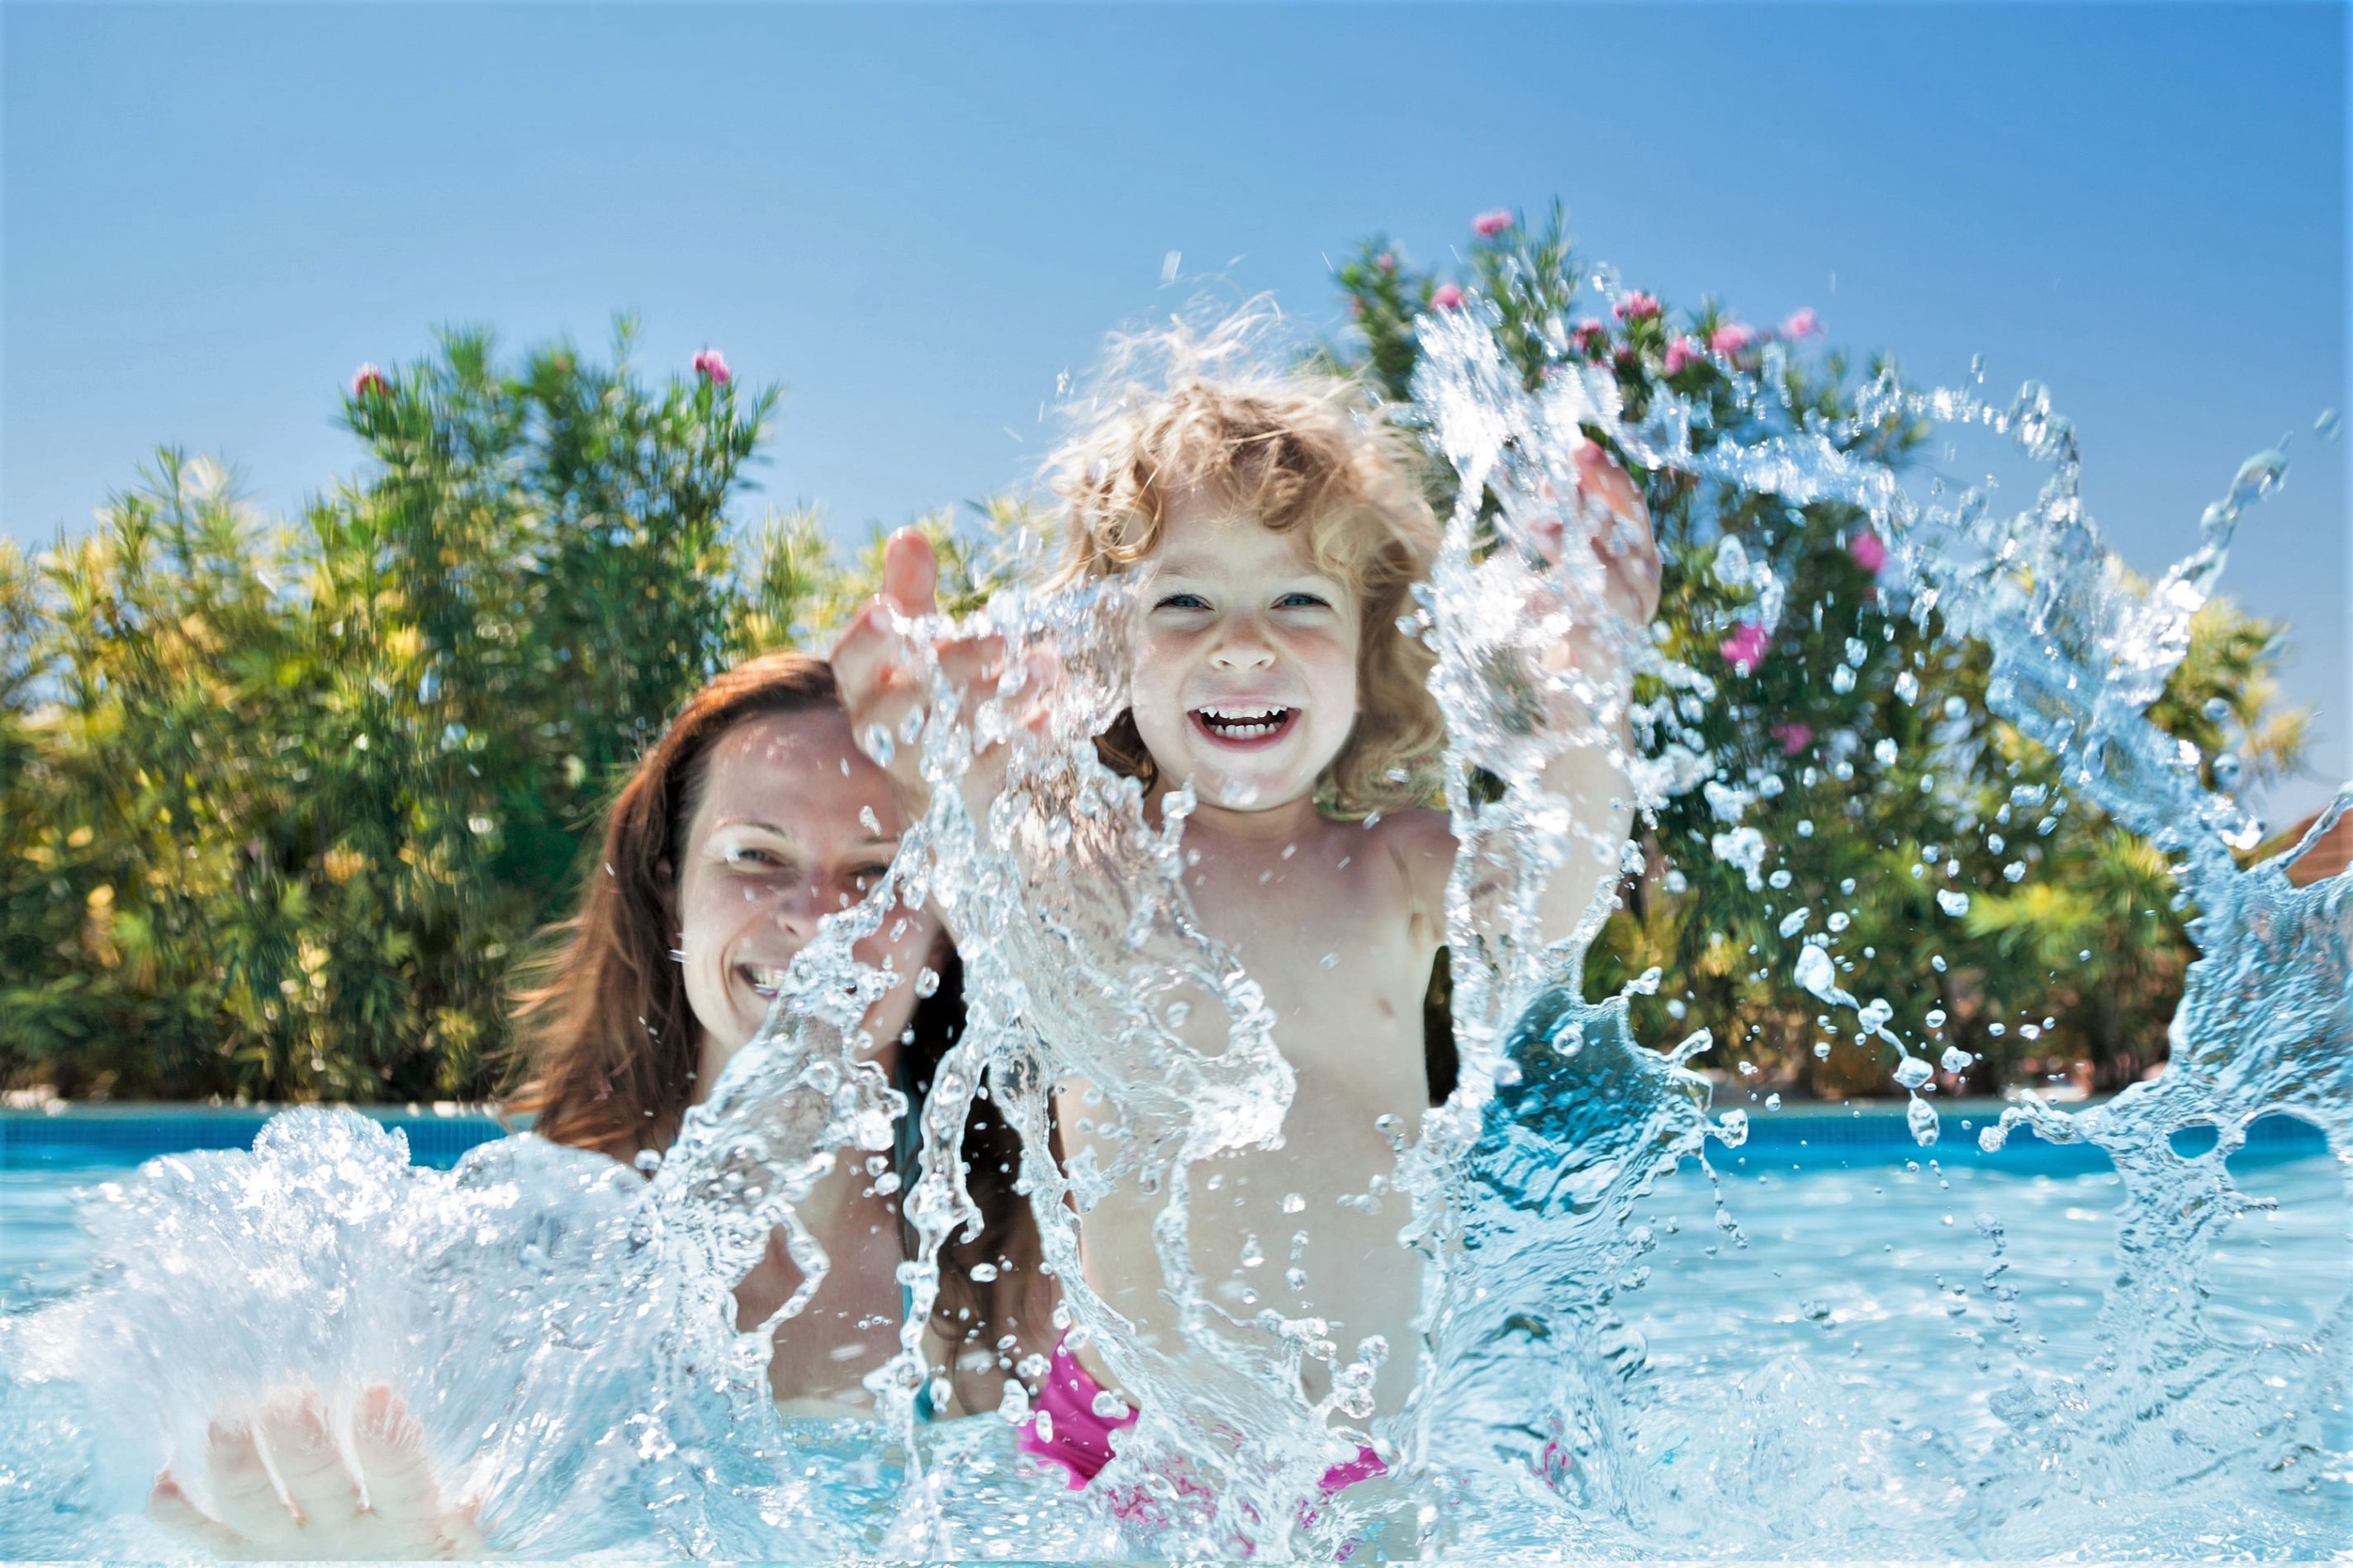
[150,651,1046,1558]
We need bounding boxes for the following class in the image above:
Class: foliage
[0,324,1020,1101]
[1331,205,2308,1098]
[1,223,2309,1105]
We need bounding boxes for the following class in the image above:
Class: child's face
[1128,493,1360,812]
[674,708,939,1067]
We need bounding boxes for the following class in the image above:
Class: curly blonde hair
[1046,367,1445,816]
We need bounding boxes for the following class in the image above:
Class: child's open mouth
[1189,704,1298,749]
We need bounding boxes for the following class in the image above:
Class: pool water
[3,1106,2342,1560]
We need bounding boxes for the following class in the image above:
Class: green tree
[1331,206,2307,1097]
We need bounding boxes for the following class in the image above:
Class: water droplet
[1893,1055,1934,1092]
[914,966,942,998]
[1939,1046,1973,1073]
[1936,888,1971,917]
[1906,1095,1941,1146]
[861,723,895,767]
[1795,945,1838,1001]
[1873,737,1899,766]
[970,1262,999,1283]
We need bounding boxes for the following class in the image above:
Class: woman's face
[672,706,942,1078]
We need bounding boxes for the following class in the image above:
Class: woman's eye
[723,846,783,869]
[850,864,892,886]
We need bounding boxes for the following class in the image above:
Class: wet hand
[828,529,1056,814]
[148,1385,487,1561]
[1523,442,1662,631]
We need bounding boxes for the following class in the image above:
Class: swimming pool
[3,1103,2344,1556]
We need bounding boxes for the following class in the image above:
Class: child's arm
[1512,444,1662,955]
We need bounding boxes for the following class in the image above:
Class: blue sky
[5,2,2345,821]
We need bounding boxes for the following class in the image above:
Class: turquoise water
[2,1110,2342,1558]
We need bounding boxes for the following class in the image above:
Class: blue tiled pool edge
[0,1099,2328,1174]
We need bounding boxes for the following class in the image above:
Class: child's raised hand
[828,528,1056,813]
[147,1385,487,1561]
[1525,442,1661,630]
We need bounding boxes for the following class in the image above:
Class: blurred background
[2,2,2343,1105]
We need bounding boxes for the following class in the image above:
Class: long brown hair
[502,649,1046,1377]
[505,650,843,1158]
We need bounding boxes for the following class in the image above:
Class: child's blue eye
[1276,591,1330,609]
[1155,593,1209,610]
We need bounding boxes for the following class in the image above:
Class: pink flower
[1709,322,1758,356]
[1376,251,1397,273]
[1780,306,1821,340]
[1613,291,1662,322]
[1613,345,1637,368]
[1472,207,1515,239]
[1431,282,1466,311]
[349,362,389,399]
[693,348,732,386]
[1569,318,1607,353]
[1771,721,1814,756]
[1720,621,1771,673]
[1848,528,1887,574]
[1663,336,1703,376]
[1350,296,1366,318]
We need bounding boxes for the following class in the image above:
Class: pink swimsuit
[1016,1337,1386,1495]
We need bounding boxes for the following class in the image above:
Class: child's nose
[1209,617,1278,670]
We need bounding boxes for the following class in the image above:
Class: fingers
[936,632,1008,700]
[149,1470,247,1555]
[202,1413,298,1540]
[1569,446,1662,625]
[350,1385,444,1528]
[259,1388,366,1532]
[880,528,939,618]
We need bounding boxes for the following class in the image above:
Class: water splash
[2,286,2345,1561]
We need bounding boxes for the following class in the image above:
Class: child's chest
[1176,831,1437,1106]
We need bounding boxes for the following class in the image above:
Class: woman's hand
[148,1385,487,1561]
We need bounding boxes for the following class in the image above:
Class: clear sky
[5,2,2345,822]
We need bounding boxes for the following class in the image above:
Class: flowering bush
[1332,203,2308,1097]
[0,217,2308,1105]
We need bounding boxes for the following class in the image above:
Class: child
[833,368,1657,1474]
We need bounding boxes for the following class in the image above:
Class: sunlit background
[6,2,2342,822]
